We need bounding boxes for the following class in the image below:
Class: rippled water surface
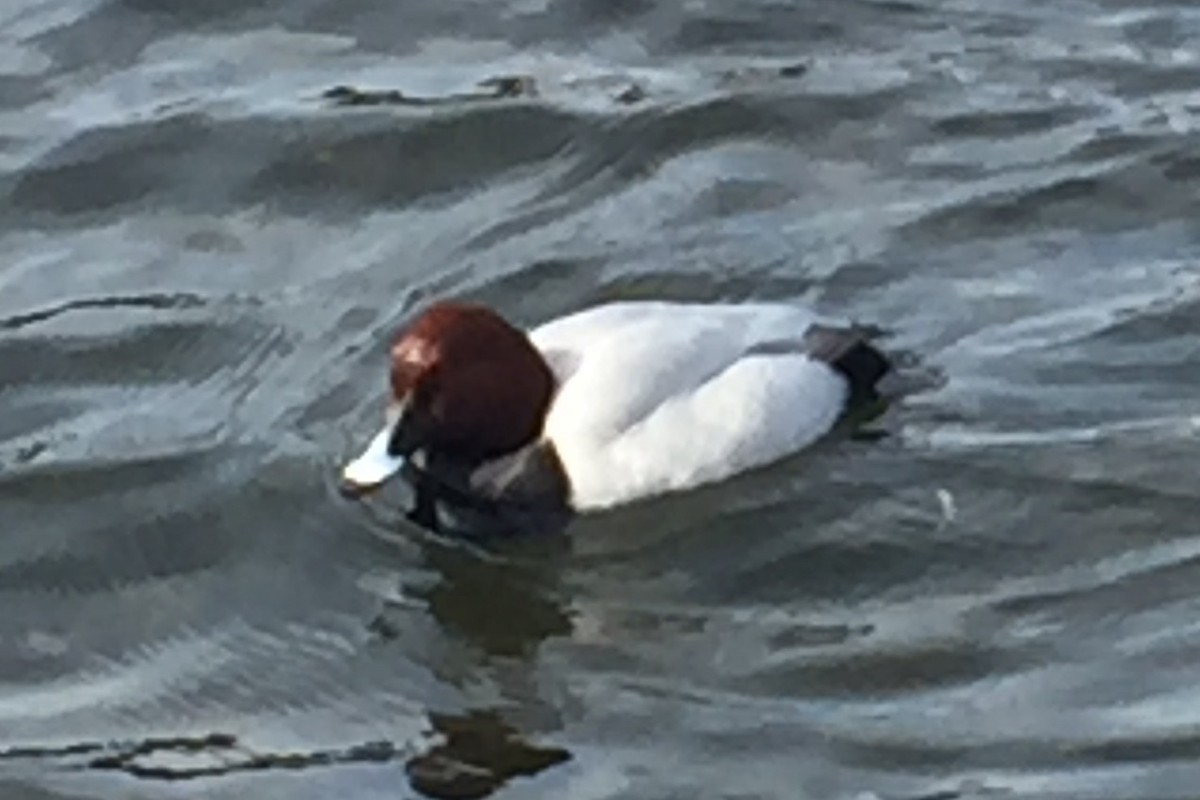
[3,1,1200,798]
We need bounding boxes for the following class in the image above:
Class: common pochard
[341,300,890,529]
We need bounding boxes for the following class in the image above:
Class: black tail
[803,324,891,408]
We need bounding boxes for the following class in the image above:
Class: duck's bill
[340,425,405,498]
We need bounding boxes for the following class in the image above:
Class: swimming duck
[341,300,889,527]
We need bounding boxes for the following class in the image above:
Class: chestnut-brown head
[341,301,556,494]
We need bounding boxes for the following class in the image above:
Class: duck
[340,299,890,529]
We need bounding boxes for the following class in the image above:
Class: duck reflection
[366,526,575,798]
[405,710,571,800]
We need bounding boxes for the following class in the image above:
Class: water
[2,1,1200,797]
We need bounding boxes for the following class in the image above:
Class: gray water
[3,1,1200,798]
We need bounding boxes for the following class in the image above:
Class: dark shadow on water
[0,732,398,781]
[0,292,208,331]
[0,715,569,799]
[322,76,538,108]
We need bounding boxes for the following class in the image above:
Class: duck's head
[340,301,555,497]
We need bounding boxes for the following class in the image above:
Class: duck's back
[528,302,862,510]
